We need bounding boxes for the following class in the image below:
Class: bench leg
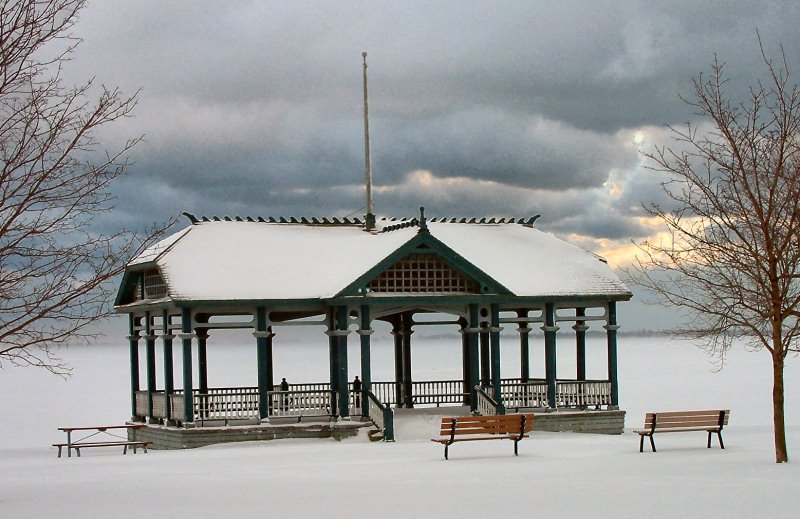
[649,435,656,453]
[718,431,724,449]
[514,439,520,456]
[639,435,644,453]
[707,431,712,448]
[444,443,450,461]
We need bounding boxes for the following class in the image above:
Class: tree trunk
[772,349,788,463]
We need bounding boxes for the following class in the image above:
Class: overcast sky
[64,1,800,329]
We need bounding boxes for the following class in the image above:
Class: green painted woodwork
[479,329,489,386]
[128,315,140,419]
[181,307,194,423]
[256,307,271,420]
[518,310,530,382]
[607,301,619,406]
[490,303,504,412]
[359,304,372,417]
[576,307,587,381]
[544,302,557,409]
[162,310,174,422]
[335,305,350,419]
[401,312,413,408]
[467,304,480,412]
[392,317,403,407]
[197,332,208,394]
[145,312,156,419]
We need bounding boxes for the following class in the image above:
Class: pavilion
[114,208,631,448]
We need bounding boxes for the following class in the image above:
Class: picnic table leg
[56,445,63,458]
[66,431,72,458]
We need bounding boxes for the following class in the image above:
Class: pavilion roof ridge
[378,214,541,231]
[181,212,364,226]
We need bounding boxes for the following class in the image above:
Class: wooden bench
[635,410,730,452]
[431,414,534,460]
[52,440,151,457]
[54,424,150,458]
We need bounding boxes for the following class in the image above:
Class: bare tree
[630,39,800,463]
[0,0,171,374]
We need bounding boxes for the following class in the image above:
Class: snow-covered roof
[119,219,630,303]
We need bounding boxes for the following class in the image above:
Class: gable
[115,267,169,305]
[338,232,511,297]
[368,252,480,294]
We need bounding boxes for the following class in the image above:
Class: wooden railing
[135,378,613,424]
[500,380,549,409]
[267,389,335,421]
[411,380,466,406]
[555,380,612,408]
[365,390,395,441]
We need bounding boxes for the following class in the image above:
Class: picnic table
[54,424,149,458]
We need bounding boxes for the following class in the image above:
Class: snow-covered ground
[1,334,798,518]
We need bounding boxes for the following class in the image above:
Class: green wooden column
[401,311,414,408]
[543,302,559,409]
[459,318,470,405]
[255,307,274,421]
[327,308,339,406]
[605,301,620,408]
[180,307,194,424]
[335,305,350,419]
[197,329,209,394]
[490,303,504,411]
[358,304,373,416]
[467,304,480,412]
[517,309,531,382]
[574,308,588,381]
[144,312,157,423]
[479,322,490,387]
[128,315,142,421]
[162,310,175,424]
[392,316,403,407]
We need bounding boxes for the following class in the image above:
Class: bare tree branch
[627,36,800,463]
[0,0,175,375]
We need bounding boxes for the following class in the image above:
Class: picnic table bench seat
[635,410,730,452]
[431,413,534,460]
[52,440,151,457]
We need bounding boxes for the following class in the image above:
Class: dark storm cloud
[66,0,800,242]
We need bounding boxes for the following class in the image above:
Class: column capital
[517,326,532,334]
[325,329,351,337]
[486,326,503,333]
[541,325,560,333]
[162,334,177,341]
[126,334,140,341]
[356,328,374,336]
[460,327,482,334]
[142,334,157,342]
[604,324,621,332]
[572,324,589,332]
[253,331,276,339]
[177,333,197,341]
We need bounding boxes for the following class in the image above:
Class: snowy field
[1,333,799,518]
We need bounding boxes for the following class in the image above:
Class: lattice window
[368,253,478,293]
[136,270,167,300]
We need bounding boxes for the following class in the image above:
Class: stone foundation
[129,419,369,450]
